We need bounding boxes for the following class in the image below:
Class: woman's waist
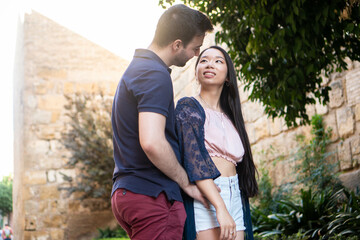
[212,156,237,177]
[214,174,239,188]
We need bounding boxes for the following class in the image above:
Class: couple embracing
[111,4,258,240]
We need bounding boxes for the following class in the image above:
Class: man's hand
[182,184,210,208]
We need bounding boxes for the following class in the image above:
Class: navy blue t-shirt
[111,49,182,202]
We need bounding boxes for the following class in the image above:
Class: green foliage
[251,114,360,239]
[94,226,129,239]
[61,94,114,199]
[254,188,360,239]
[254,232,359,240]
[293,114,341,192]
[327,189,360,237]
[159,0,360,127]
[0,175,13,215]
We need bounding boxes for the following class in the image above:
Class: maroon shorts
[111,188,186,240]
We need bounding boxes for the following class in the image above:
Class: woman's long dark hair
[195,46,258,197]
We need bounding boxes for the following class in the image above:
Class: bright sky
[0,0,182,179]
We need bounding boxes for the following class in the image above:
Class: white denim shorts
[194,175,245,232]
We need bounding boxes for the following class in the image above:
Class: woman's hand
[216,207,236,240]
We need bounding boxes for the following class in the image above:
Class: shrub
[60,93,114,199]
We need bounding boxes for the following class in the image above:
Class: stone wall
[13,11,128,240]
[171,34,360,190]
[14,11,359,240]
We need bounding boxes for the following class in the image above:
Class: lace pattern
[175,97,221,183]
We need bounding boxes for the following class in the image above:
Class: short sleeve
[175,98,221,183]
[130,70,172,117]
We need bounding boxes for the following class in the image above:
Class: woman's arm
[196,179,236,240]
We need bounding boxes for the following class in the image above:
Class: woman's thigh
[196,228,244,240]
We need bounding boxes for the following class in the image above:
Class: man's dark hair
[152,4,213,47]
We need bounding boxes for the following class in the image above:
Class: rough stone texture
[14,10,360,240]
[346,67,360,106]
[66,212,116,240]
[355,104,360,121]
[14,11,128,240]
[339,168,360,191]
[336,107,355,138]
[254,116,270,141]
[338,140,353,171]
[329,80,344,108]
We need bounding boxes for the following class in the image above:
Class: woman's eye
[200,59,207,63]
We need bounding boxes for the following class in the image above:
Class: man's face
[173,35,205,67]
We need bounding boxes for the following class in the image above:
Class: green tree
[0,176,13,216]
[61,94,113,200]
[160,0,360,126]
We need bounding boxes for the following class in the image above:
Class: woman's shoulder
[175,97,204,120]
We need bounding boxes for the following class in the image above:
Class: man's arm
[139,112,208,206]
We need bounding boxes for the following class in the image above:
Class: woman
[175,46,258,240]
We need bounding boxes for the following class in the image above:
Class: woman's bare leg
[196,227,220,240]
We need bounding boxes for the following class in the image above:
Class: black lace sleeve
[175,97,221,183]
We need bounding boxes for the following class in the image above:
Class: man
[111,4,213,239]
[1,224,13,240]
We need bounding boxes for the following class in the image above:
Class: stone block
[315,99,328,115]
[254,116,270,141]
[338,140,353,170]
[238,84,251,103]
[37,68,67,80]
[350,136,360,155]
[242,101,264,123]
[42,214,67,228]
[35,124,63,140]
[326,143,339,172]
[355,104,360,121]
[25,139,50,157]
[329,80,344,108]
[63,82,74,94]
[245,123,256,144]
[26,95,38,109]
[346,67,360,106]
[24,200,39,214]
[24,170,47,185]
[274,159,297,186]
[39,185,60,200]
[51,110,61,123]
[66,211,115,240]
[38,95,66,111]
[305,104,316,119]
[25,215,37,231]
[46,170,57,183]
[339,168,360,192]
[33,81,54,95]
[172,66,195,96]
[269,117,283,136]
[57,169,77,183]
[336,107,355,138]
[50,229,64,240]
[24,231,50,240]
[323,112,339,142]
[75,82,99,94]
[24,186,40,201]
[353,154,360,166]
[31,110,52,124]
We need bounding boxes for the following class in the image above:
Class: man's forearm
[142,137,190,189]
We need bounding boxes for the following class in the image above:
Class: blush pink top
[204,108,244,165]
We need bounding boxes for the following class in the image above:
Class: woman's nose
[205,61,214,68]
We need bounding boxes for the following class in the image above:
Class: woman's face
[195,48,228,88]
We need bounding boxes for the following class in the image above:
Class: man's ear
[172,39,182,52]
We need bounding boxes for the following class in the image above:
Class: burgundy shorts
[111,188,186,240]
